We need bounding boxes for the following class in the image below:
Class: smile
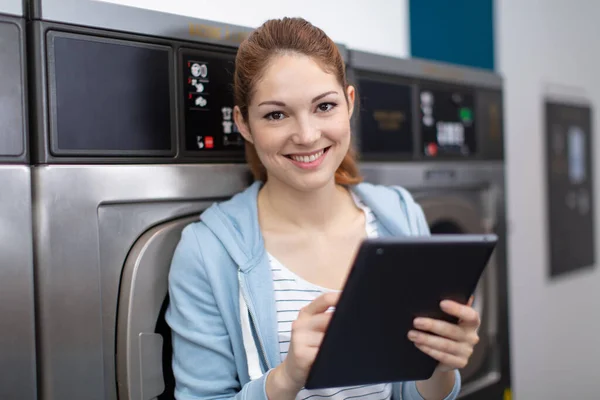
[284,146,331,169]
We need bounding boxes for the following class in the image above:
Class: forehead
[252,53,341,103]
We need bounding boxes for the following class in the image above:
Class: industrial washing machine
[350,50,511,399]
[28,3,346,400]
[28,3,257,399]
[0,1,37,399]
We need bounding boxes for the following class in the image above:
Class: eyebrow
[257,90,338,107]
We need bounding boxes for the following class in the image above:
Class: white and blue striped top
[268,193,392,400]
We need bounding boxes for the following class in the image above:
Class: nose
[291,116,320,146]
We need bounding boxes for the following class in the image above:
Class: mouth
[285,146,331,163]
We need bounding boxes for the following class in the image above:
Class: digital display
[181,49,245,153]
[419,86,476,157]
[51,34,172,154]
[357,77,413,156]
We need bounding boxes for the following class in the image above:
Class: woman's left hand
[407,296,480,372]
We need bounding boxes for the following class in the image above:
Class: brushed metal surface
[33,164,250,400]
[0,166,37,400]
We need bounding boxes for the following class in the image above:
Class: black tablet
[304,234,498,390]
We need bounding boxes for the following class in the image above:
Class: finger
[415,344,468,370]
[440,300,480,327]
[292,310,333,335]
[408,330,472,358]
[413,317,466,342]
[301,292,340,316]
[467,296,475,307]
[306,312,334,332]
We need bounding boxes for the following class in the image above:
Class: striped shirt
[268,193,392,400]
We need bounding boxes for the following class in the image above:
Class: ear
[346,85,356,120]
[234,106,253,143]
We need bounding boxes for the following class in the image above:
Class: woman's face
[235,53,355,192]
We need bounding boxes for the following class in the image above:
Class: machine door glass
[116,215,200,400]
[417,196,496,389]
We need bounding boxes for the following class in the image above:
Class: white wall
[496,0,600,398]
[97,0,410,58]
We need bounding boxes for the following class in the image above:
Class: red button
[427,143,438,156]
[205,136,214,149]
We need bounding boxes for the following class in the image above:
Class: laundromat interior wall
[496,1,600,399]
[52,0,600,398]
[99,0,411,57]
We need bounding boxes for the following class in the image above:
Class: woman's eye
[317,102,336,112]
[265,111,285,121]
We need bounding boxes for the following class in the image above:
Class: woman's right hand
[266,292,340,399]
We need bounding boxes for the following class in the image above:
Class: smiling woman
[233,18,361,189]
[166,17,476,400]
[234,50,354,193]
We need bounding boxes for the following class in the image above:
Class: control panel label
[358,77,413,156]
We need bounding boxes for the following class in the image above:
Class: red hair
[233,17,362,185]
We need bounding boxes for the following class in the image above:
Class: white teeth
[291,150,324,163]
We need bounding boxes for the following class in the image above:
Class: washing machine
[0,2,37,399]
[28,3,356,400]
[350,50,511,399]
[28,3,257,399]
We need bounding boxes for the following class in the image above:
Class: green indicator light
[459,107,473,122]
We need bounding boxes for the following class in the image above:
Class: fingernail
[440,300,451,308]
[414,318,425,328]
[408,331,418,340]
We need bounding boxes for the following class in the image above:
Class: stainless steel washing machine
[350,50,511,399]
[29,3,359,399]
[0,2,37,399]
[28,4,258,399]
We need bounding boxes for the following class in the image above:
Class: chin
[268,165,338,194]
[289,173,337,193]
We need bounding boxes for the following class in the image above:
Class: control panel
[181,49,244,154]
[419,85,476,158]
[355,70,503,162]
[34,22,247,164]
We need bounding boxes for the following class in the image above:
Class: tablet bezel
[304,234,498,390]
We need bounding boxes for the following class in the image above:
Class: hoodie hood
[199,180,429,272]
[199,181,265,273]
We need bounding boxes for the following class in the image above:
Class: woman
[166,17,481,400]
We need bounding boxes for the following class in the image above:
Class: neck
[259,177,352,231]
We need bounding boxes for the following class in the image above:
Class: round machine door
[416,195,491,384]
[116,215,199,400]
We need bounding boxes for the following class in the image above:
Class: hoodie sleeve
[395,370,462,400]
[165,224,270,400]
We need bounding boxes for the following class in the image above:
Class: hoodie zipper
[238,271,272,370]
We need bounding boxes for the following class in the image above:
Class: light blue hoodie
[165,181,461,400]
